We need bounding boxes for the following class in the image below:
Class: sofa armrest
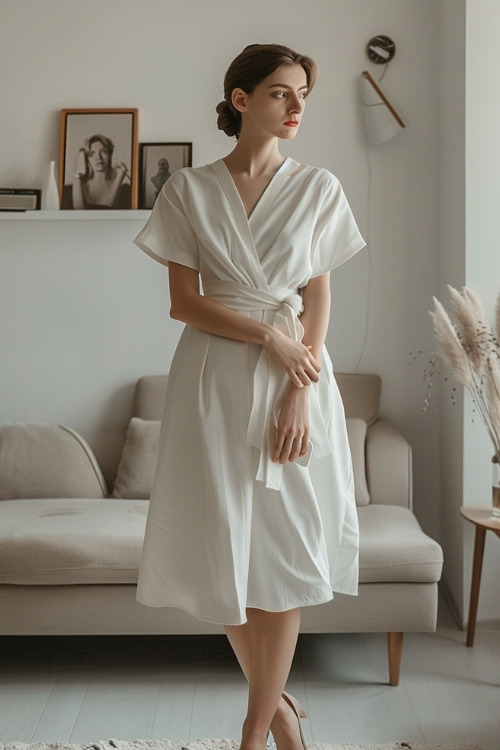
[365,419,413,509]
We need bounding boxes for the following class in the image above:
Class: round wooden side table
[460,504,500,646]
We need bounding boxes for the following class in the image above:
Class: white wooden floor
[0,598,498,750]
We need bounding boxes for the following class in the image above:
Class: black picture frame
[59,108,138,210]
[139,142,192,210]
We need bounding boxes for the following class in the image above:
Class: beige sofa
[0,373,443,686]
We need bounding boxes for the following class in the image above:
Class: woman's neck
[91,170,112,184]
[224,137,284,177]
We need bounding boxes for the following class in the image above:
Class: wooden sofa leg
[387,631,404,686]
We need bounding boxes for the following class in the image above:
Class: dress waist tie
[203,280,332,490]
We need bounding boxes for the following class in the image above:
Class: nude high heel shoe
[282,692,308,750]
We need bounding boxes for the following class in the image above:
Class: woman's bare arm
[299,272,331,359]
[272,272,331,464]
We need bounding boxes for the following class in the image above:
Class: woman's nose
[289,95,304,112]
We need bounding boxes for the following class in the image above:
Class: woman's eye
[274,92,286,98]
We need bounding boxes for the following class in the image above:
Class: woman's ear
[231,88,249,113]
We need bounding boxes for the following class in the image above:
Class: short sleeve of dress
[311,171,365,277]
[134,170,199,271]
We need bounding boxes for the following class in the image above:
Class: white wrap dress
[134,157,365,625]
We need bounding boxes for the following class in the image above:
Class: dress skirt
[136,321,359,626]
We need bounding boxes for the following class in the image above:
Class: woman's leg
[224,607,304,750]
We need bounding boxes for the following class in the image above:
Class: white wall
[438,0,467,628]
[437,0,500,626]
[462,0,500,622]
[0,2,451,593]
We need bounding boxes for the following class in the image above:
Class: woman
[135,44,365,750]
[151,158,171,199]
[72,134,130,208]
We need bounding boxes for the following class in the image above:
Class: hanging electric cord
[353,129,374,374]
[354,54,404,372]
[353,61,389,372]
[378,61,390,83]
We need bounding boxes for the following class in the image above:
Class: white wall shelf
[0,210,150,221]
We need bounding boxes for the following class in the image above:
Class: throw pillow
[111,417,161,499]
[345,417,370,506]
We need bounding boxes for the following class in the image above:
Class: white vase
[41,160,60,210]
[493,455,500,518]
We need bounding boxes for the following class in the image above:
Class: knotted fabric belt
[203,280,332,490]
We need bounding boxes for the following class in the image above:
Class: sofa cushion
[345,418,370,506]
[0,424,108,499]
[0,501,443,587]
[357,505,443,583]
[111,418,160,499]
[0,498,147,584]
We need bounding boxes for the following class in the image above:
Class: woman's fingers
[273,435,292,463]
[289,437,303,460]
[273,432,309,464]
[290,371,305,388]
[288,351,320,387]
[271,386,310,464]
[280,437,306,464]
[267,332,320,385]
[291,363,319,387]
[300,350,320,383]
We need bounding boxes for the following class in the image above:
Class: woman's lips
[284,121,299,126]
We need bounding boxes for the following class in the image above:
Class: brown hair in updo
[216,43,318,139]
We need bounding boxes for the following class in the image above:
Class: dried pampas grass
[428,286,500,460]
[447,285,489,375]
[429,298,472,388]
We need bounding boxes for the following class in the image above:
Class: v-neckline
[212,158,294,291]
[217,157,290,223]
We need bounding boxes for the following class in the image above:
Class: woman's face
[88,140,111,171]
[235,64,308,141]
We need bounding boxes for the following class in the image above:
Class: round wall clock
[366,35,396,64]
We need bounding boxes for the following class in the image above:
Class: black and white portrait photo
[59,109,138,209]
[139,142,192,209]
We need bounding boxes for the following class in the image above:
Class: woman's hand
[167,263,322,388]
[272,385,310,464]
[114,162,128,181]
[76,145,87,176]
[266,328,320,389]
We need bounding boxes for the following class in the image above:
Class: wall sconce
[359,36,406,146]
